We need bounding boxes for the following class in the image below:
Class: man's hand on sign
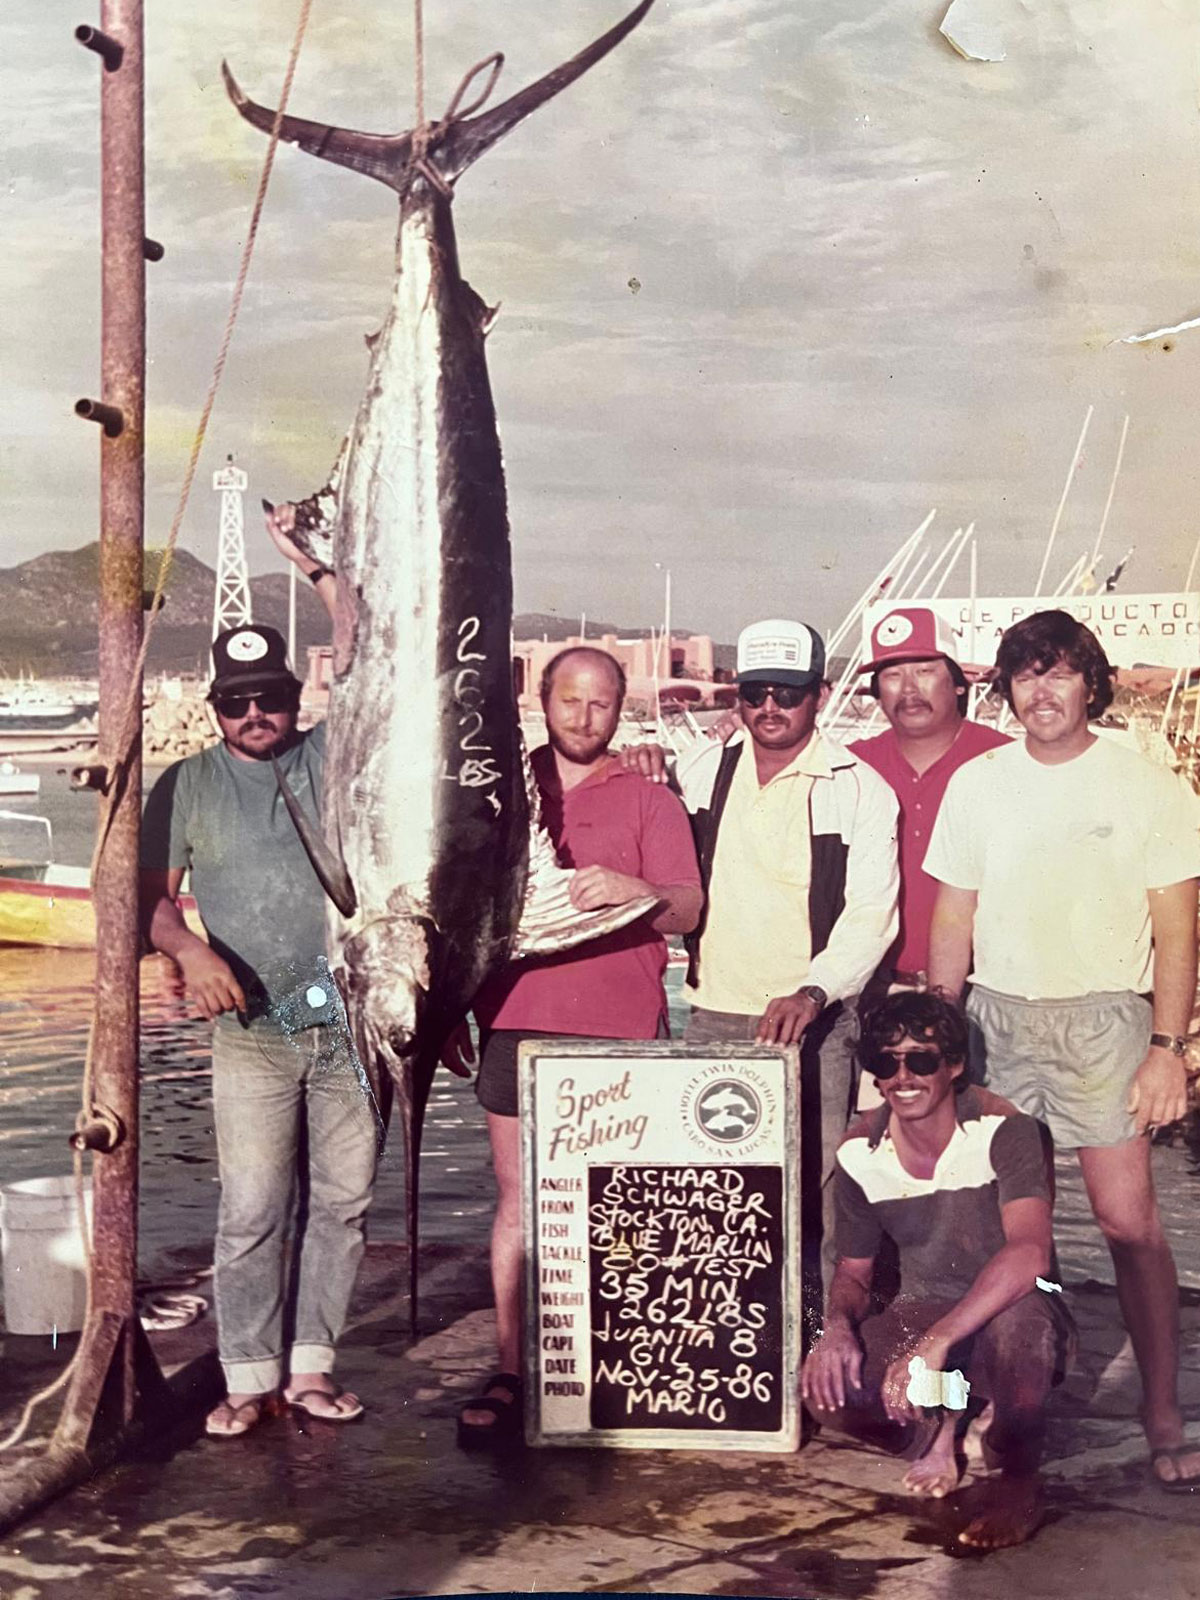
[755,990,820,1047]
[1128,1045,1188,1136]
[569,864,655,912]
[800,1319,862,1412]
[174,945,247,1022]
[615,742,669,784]
[440,1018,477,1080]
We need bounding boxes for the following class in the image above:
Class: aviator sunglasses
[212,688,296,718]
[737,682,811,710]
[868,1047,944,1081]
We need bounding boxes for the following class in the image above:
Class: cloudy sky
[3,0,1198,640]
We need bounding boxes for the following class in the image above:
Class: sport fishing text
[547,1070,648,1160]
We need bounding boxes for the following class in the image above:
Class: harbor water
[3,763,1200,1297]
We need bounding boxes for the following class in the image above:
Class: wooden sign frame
[518,1039,801,1452]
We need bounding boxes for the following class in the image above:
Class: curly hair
[992,609,1115,720]
[859,991,968,1073]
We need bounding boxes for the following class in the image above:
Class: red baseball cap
[859,607,960,673]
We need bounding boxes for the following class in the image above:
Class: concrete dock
[1,1232,1197,1600]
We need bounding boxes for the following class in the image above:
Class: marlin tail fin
[222,0,654,195]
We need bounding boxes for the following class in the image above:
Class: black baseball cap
[209,625,301,698]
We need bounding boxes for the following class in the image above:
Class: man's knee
[1091,1199,1167,1250]
[972,1294,1067,1402]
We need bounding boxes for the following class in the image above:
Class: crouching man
[800,992,1073,1550]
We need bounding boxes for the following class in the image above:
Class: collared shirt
[473,744,701,1038]
[688,733,826,1015]
[850,719,1009,975]
[677,729,899,1006]
[833,1085,1049,1298]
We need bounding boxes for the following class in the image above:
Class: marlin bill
[223,0,658,1324]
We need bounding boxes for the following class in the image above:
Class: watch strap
[1149,1031,1188,1057]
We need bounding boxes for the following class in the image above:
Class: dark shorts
[476,1020,669,1118]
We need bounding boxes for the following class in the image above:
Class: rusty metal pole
[55,0,157,1450]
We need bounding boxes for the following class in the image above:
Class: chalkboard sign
[519,1041,800,1452]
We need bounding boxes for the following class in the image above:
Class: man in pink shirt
[850,607,1008,993]
[458,646,702,1446]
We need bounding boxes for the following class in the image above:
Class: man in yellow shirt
[676,619,899,1315]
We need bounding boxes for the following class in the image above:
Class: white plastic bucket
[1,1176,93,1336]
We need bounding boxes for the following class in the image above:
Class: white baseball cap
[736,619,826,688]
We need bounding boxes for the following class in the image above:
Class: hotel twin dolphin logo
[682,1064,777,1153]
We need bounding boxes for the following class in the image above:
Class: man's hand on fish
[755,990,821,1046]
[264,500,303,557]
[568,864,655,912]
[440,1019,477,1080]
[173,945,248,1022]
[616,743,669,784]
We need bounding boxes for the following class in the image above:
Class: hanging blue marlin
[223,0,658,1329]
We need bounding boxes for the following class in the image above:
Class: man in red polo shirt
[850,607,1008,997]
[458,645,703,1445]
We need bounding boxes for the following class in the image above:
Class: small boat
[0,759,41,796]
[0,811,201,949]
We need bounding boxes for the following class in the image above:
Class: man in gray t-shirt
[142,600,378,1439]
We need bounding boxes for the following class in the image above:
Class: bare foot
[904,1412,960,1498]
[953,1473,1044,1551]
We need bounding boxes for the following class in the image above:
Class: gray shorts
[967,985,1151,1149]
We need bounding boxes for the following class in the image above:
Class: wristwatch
[1149,1032,1188,1058]
[798,985,828,1012]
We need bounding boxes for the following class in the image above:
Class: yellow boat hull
[0,872,204,949]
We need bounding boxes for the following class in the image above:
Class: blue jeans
[210,1017,380,1393]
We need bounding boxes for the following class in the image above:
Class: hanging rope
[0,0,315,1462]
[89,0,316,888]
[414,0,426,128]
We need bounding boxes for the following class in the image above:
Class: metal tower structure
[212,455,253,640]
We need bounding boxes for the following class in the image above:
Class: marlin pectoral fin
[221,61,415,192]
[271,755,358,918]
[512,734,656,956]
[439,0,655,183]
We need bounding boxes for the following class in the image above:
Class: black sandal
[456,1371,523,1450]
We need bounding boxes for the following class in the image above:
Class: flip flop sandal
[205,1397,266,1439]
[1149,1445,1200,1494]
[457,1372,523,1450]
[285,1386,365,1423]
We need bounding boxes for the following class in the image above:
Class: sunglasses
[868,1047,944,1081]
[737,682,812,710]
[213,688,296,718]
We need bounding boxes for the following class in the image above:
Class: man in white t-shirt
[926,609,1200,1493]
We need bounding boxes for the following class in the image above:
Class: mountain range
[0,544,727,678]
